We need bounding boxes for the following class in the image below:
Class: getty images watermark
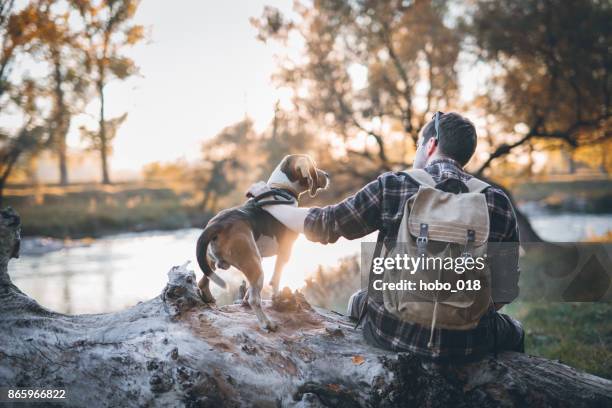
[360,241,612,303]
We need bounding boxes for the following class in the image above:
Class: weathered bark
[0,208,610,407]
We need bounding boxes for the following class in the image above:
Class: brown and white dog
[196,154,329,331]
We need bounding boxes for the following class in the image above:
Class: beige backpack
[381,169,492,347]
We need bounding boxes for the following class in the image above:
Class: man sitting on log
[249,112,524,361]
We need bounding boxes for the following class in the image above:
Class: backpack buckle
[462,229,476,259]
[416,223,429,255]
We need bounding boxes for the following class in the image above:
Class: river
[7,212,612,314]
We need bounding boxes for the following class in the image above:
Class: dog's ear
[293,155,320,197]
[280,154,306,183]
[307,156,319,197]
[280,155,299,181]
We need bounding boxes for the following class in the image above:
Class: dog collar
[267,183,299,199]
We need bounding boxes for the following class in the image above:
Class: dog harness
[248,188,297,207]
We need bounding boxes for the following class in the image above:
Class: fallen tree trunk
[0,208,610,407]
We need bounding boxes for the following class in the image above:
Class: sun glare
[260,233,374,291]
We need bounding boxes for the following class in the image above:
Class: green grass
[505,302,612,379]
[4,185,210,238]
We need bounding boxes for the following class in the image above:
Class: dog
[196,154,329,331]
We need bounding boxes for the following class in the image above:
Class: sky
[68,0,295,176]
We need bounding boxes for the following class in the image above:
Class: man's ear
[426,137,437,158]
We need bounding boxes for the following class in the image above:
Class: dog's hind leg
[246,270,277,332]
[224,224,277,331]
[238,257,276,331]
[198,275,216,304]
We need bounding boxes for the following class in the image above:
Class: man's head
[413,112,477,169]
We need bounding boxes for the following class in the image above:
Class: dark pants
[347,289,525,354]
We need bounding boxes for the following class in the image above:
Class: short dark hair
[421,112,477,166]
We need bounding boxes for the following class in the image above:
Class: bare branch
[477,114,611,175]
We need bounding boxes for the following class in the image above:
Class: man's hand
[246,181,271,198]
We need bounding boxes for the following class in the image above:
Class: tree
[197,119,257,211]
[0,0,32,107]
[252,0,462,178]
[71,0,143,184]
[470,0,611,175]
[0,80,46,204]
[0,1,49,203]
[31,0,90,185]
[79,111,127,173]
[256,101,318,178]
[254,0,611,180]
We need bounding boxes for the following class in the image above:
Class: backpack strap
[465,176,490,193]
[405,169,436,188]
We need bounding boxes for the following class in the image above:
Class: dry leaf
[328,383,341,392]
[352,355,365,365]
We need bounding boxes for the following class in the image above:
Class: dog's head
[278,154,330,197]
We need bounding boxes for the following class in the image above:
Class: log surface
[0,208,610,408]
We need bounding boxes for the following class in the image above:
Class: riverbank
[513,178,612,213]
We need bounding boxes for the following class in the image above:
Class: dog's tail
[196,224,227,289]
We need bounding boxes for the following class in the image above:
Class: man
[251,112,524,361]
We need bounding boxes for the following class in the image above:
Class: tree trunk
[0,148,20,208]
[1,209,610,407]
[56,115,70,186]
[52,50,70,187]
[58,137,69,186]
[567,151,576,174]
[98,80,110,185]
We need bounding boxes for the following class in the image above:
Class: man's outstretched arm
[250,177,384,243]
[264,205,309,234]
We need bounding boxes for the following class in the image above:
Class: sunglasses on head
[417,111,444,149]
[433,111,444,142]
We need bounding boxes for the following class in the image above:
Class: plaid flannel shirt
[304,158,520,360]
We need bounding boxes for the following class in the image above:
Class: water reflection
[9,229,372,314]
[7,213,612,315]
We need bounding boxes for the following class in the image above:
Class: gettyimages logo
[371,253,487,275]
